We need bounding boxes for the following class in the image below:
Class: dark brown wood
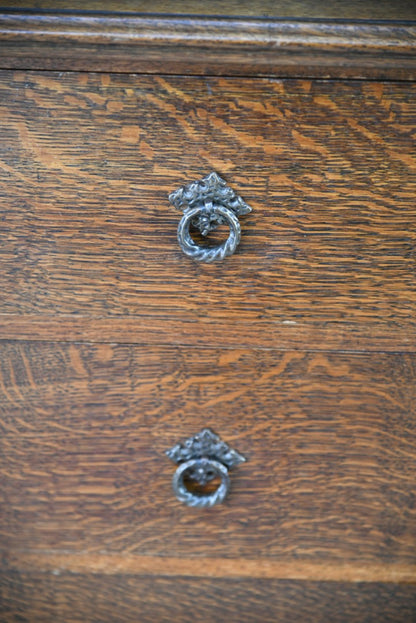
[0,12,415,79]
[3,0,416,19]
[0,72,415,351]
[1,12,416,618]
[1,342,415,569]
[1,572,416,623]
[4,552,416,583]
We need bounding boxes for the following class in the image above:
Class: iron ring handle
[172,458,230,508]
[168,172,252,263]
[166,428,246,508]
[177,205,241,263]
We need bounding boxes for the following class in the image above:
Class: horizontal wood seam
[0,338,413,355]
[1,8,416,23]
[4,552,416,583]
[0,315,414,353]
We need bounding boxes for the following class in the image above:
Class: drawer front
[2,342,415,564]
[2,575,416,623]
[0,72,415,351]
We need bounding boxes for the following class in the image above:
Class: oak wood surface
[1,39,416,619]
[0,72,415,351]
[0,12,415,79]
[4,553,416,584]
[1,342,415,566]
[2,572,416,623]
[3,0,416,19]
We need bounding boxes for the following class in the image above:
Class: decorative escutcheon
[166,428,246,508]
[169,172,252,262]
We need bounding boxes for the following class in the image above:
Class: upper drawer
[0,72,415,351]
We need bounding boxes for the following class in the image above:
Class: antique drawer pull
[169,172,252,262]
[166,429,246,508]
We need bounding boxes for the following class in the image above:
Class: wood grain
[1,9,415,619]
[3,0,416,20]
[0,72,415,351]
[1,572,416,623]
[0,12,415,79]
[1,342,415,566]
[4,553,416,583]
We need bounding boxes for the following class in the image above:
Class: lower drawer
[2,573,416,623]
[1,342,415,570]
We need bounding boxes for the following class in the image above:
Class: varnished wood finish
[1,7,416,617]
[1,342,415,567]
[3,0,416,19]
[0,12,415,79]
[4,553,416,584]
[0,72,415,351]
[2,573,416,623]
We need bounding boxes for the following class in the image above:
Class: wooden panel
[0,73,415,351]
[0,13,415,79]
[1,572,416,623]
[1,342,415,569]
[3,0,416,19]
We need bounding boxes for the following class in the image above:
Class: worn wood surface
[0,72,415,351]
[4,553,416,584]
[2,572,416,623]
[1,342,415,566]
[3,0,416,19]
[0,12,415,79]
[1,59,416,619]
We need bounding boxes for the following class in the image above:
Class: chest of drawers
[1,2,416,622]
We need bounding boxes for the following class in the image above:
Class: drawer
[1,341,415,559]
[1,342,416,621]
[0,72,415,351]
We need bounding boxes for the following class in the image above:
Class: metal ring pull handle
[166,429,246,508]
[169,172,252,262]
[172,458,230,508]
[176,204,241,262]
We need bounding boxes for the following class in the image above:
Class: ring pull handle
[166,429,246,508]
[169,172,252,262]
